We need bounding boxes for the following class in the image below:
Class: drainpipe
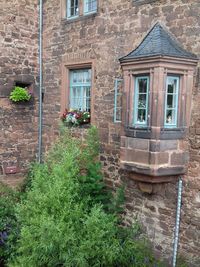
[172,178,183,267]
[38,0,43,163]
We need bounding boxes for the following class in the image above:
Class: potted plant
[9,86,32,103]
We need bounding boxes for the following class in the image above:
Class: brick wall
[0,0,39,186]
[43,0,200,265]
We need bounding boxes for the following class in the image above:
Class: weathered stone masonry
[0,0,39,186]
[42,0,200,265]
[1,0,200,266]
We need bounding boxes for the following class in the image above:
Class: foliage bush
[8,127,163,267]
[9,86,31,102]
[0,183,20,266]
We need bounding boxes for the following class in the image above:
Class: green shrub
[8,127,163,267]
[0,183,20,265]
[9,86,31,102]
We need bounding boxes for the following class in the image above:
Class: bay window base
[120,135,188,183]
[121,161,185,183]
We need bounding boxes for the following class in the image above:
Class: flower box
[61,109,90,127]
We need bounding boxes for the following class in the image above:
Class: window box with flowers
[61,109,90,127]
[61,65,94,129]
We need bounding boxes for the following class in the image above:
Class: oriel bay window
[119,22,197,182]
[69,69,91,112]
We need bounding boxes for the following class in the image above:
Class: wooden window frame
[164,75,180,129]
[133,76,149,127]
[114,78,123,123]
[61,0,98,20]
[69,69,91,112]
[67,0,79,19]
[83,0,97,15]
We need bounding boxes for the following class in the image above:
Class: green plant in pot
[9,86,32,103]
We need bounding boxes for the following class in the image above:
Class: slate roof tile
[120,22,197,61]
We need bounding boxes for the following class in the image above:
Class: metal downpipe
[172,178,183,267]
[38,0,43,163]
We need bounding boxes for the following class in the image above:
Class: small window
[164,76,179,128]
[67,0,79,19]
[114,79,123,123]
[15,82,31,88]
[84,0,97,14]
[69,69,91,112]
[133,76,149,126]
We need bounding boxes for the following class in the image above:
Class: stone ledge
[61,12,97,25]
[132,0,158,6]
[120,160,185,181]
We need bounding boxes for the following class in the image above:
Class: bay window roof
[120,22,197,62]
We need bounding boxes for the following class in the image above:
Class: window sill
[83,10,97,16]
[66,15,79,21]
[62,12,97,24]
[125,126,151,139]
[132,0,158,6]
[125,126,186,140]
[160,127,186,140]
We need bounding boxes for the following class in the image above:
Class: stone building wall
[0,0,39,186]
[41,0,200,265]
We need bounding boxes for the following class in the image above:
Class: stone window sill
[61,12,97,25]
[132,0,158,6]
[125,126,186,140]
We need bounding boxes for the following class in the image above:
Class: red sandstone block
[149,152,169,165]
[128,137,149,150]
[170,152,188,166]
[126,149,149,164]
[120,136,127,148]
[3,166,19,175]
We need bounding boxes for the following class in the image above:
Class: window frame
[83,0,97,15]
[114,78,123,123]
[67,0,79,19]
[61,60,95,125]
[69,68,91,112]
[164,75,180,129]
[133,76,149,127]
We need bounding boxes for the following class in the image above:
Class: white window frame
[164,75,179,128]
[114,78,123,123]
[69,69,91,112]
[84,0,97,14]
[67,0,79,19]
[133,76,149,127]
